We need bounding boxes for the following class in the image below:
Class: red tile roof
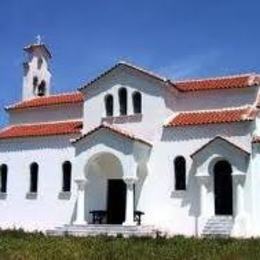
[6,92,83,111]
[72,122,152,147]
[173,74,260,92]
[166,107,255,127]
[0,121,82,139]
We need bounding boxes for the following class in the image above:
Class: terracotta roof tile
[166,107,255,127]
[6,92,83,111]
[72,122,152,146]
[173,74,260,92]
[0,121,82,139]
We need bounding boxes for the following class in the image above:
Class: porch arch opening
[85,152,126,224]
[213,160,233,215]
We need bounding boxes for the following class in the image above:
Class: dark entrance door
[107,179,126,224]
[214,160,233,215]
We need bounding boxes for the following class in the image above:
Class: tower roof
[23,43,52,59]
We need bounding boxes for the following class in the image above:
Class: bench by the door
[134,210,144,225]
[89,210,107,224]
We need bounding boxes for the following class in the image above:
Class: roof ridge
[8,120,82,127]
[5,91,83,111]
[190,135,250,157]
[117,61,168,82]
[72,122,152,146]
[173,73,257,84]
[79,61,168,91]
[173,106,252,114]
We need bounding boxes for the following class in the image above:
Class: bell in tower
[22,36,52,100]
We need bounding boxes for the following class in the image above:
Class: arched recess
[85,152,126,224]
[213,160,233,215]
[62,161,72,192]
[30,162,39,193]
[37,81,46,96]
[104,94,114,116]
[118,87,127,115]
[0,164,7,193]
[174,156,186,190]
[132,91,142,114]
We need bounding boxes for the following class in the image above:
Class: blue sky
[0,0,260,125]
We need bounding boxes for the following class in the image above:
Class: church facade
[0,41,260,237]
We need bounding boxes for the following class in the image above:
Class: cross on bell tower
[22,37,52,100]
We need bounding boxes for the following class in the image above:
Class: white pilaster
[123,177,137,226]
[232,174,248,237]
[197,175,210,236]
[235,179,245,217]
[73,179,87,225]
[199,176,210,217]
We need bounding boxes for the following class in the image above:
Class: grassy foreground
[0,230,259,259]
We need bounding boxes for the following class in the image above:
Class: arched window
[174,156,186,190]
[33,76,38,88]
[0,164,8,193]
[37,57,43,70]
[119,88,127,115]
[30,163,38,193]
[132,91,142,114]
[37,81,46,97]
[62,161,72,192]
[105,94,114,117]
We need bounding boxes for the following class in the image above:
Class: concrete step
[202,216,234,237]
[47,224,156,237]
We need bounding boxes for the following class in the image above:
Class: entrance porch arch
[191,137,250,236]
[85,152,126,224]
[72,123,152,226]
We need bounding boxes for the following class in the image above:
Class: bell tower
[22,36,52,100]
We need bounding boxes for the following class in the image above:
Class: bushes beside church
[0,230,259,259]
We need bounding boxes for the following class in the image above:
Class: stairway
[202,216,234,237]
[47,224,156,237]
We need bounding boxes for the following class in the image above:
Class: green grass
[0,230,259,259]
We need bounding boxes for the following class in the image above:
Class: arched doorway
[214,160,233,215]
[85,152,126,224]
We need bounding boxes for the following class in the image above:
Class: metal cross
[36,35,42,44]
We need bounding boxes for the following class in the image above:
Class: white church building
[0,41,260,237]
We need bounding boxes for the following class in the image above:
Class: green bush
[0,230,259,259]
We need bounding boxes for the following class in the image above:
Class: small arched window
[33,76,38,88]
[105,94,114,117]
[0,164,8,193]
[37,57,43,70]
[37,81,46,97]
[62,161,72,192]
[30,163,38,193]
[119,88,127,115]
[174,156,186,190]
[132,91,142,114]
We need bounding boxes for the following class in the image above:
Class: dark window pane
[105,95,114,116]
[133,92,142,114]
[38,81,46,97]
[174,156,186,190]
[119,88,127,115]
[30,163,38,193]
[62,161,72,192]
[0,164,7,193]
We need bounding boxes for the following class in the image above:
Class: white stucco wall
[0,64,259,237]
[0,136,78,231]
[8,103,83,125]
